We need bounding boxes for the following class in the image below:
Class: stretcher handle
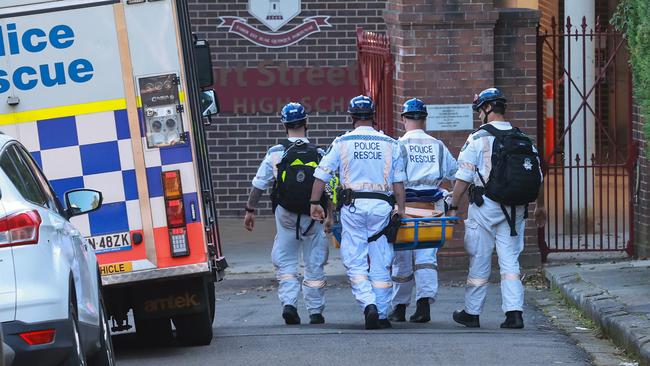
[398,216,459,247]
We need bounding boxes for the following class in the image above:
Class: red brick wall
[188,0,387,217]
[538,0,559,86]
[633,103,650,258]
[494,8,541,265]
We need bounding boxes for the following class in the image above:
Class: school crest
[218,0,331,48]
[249,0,301,32]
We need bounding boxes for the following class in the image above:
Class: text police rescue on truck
[0,23,94,93]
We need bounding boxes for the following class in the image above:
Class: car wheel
[173,281,214,346]
[62,296,87,366]
[89,293,115,366]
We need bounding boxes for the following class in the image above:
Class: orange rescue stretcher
[331,213,458,251]
[392,216,457,251]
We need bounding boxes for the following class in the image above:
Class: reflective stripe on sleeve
[460,162,476,171]
[350,275,369,285]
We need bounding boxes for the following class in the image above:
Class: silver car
[0,135,114,365]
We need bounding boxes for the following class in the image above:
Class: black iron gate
[536,16,637,261]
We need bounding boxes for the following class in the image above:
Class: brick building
[188,0,387,218]
[188,0,649,264]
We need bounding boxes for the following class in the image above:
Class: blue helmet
[401,98,428,120]
[280,102,308,124]
[347,95,375,120]
[473,88,507,111]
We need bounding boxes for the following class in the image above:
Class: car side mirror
[201,89,219,117]
[65,189,103,218]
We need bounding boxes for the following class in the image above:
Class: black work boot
[364,304,380,330]
[378,319,392,329]
[409,298,431,323]
[500,311,524,329]
[282,305,300,325]
[452,309,480,328]
[388,304,407,322]
[309,314,325,324]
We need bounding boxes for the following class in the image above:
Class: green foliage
[613,0,650,157]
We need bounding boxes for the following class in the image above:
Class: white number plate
[88,232,132,254]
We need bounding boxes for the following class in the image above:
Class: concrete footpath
[545,259,650,365]
[218,217,347,279]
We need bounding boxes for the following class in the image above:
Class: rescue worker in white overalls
[446,88,545,329]
[244,102,329,325]
[309,95,407,330]
[388,98,458,323]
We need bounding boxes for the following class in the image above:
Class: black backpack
[271,139,322,215]
[476,125,542,235]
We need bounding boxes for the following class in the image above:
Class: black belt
[350,191,396,206]
[368,212,401,243]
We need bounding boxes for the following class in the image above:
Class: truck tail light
[163,171,182,198]
[19,329,55,345]
[0,210,42,247]
[162,171,189,257]
[165,199,185,228]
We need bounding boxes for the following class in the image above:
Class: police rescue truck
[0,0,226,346]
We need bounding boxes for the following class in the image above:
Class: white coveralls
[455,121,541,315]
[391,129,458,307]
[252,138,329,315]
[314,126,406,319]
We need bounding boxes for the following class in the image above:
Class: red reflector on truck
[165,199,185,228]
[19,329,55,345]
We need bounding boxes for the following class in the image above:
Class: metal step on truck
[0,0,227,346]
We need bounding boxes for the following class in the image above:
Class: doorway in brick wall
[536,13,637,262]
[356,27,394,136]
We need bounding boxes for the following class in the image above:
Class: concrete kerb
[545,266,650,366]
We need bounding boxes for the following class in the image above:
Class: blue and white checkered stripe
[1,109,198,238]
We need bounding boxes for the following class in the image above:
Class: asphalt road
[114,276,592,366]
